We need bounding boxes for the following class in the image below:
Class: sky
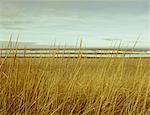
[0,0,150,48]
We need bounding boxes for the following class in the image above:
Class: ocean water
[0,50,150,58]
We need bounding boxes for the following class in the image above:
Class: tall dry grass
[0,55,150,114]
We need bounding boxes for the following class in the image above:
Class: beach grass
[0,55,150,114]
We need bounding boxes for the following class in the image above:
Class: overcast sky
[0,0,149,48]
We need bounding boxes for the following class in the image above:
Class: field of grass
[0,56,150,114]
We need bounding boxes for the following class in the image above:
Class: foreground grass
[0,57,150,114]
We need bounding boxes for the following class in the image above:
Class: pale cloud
[0,0,148,1]
[0,0,149,48]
